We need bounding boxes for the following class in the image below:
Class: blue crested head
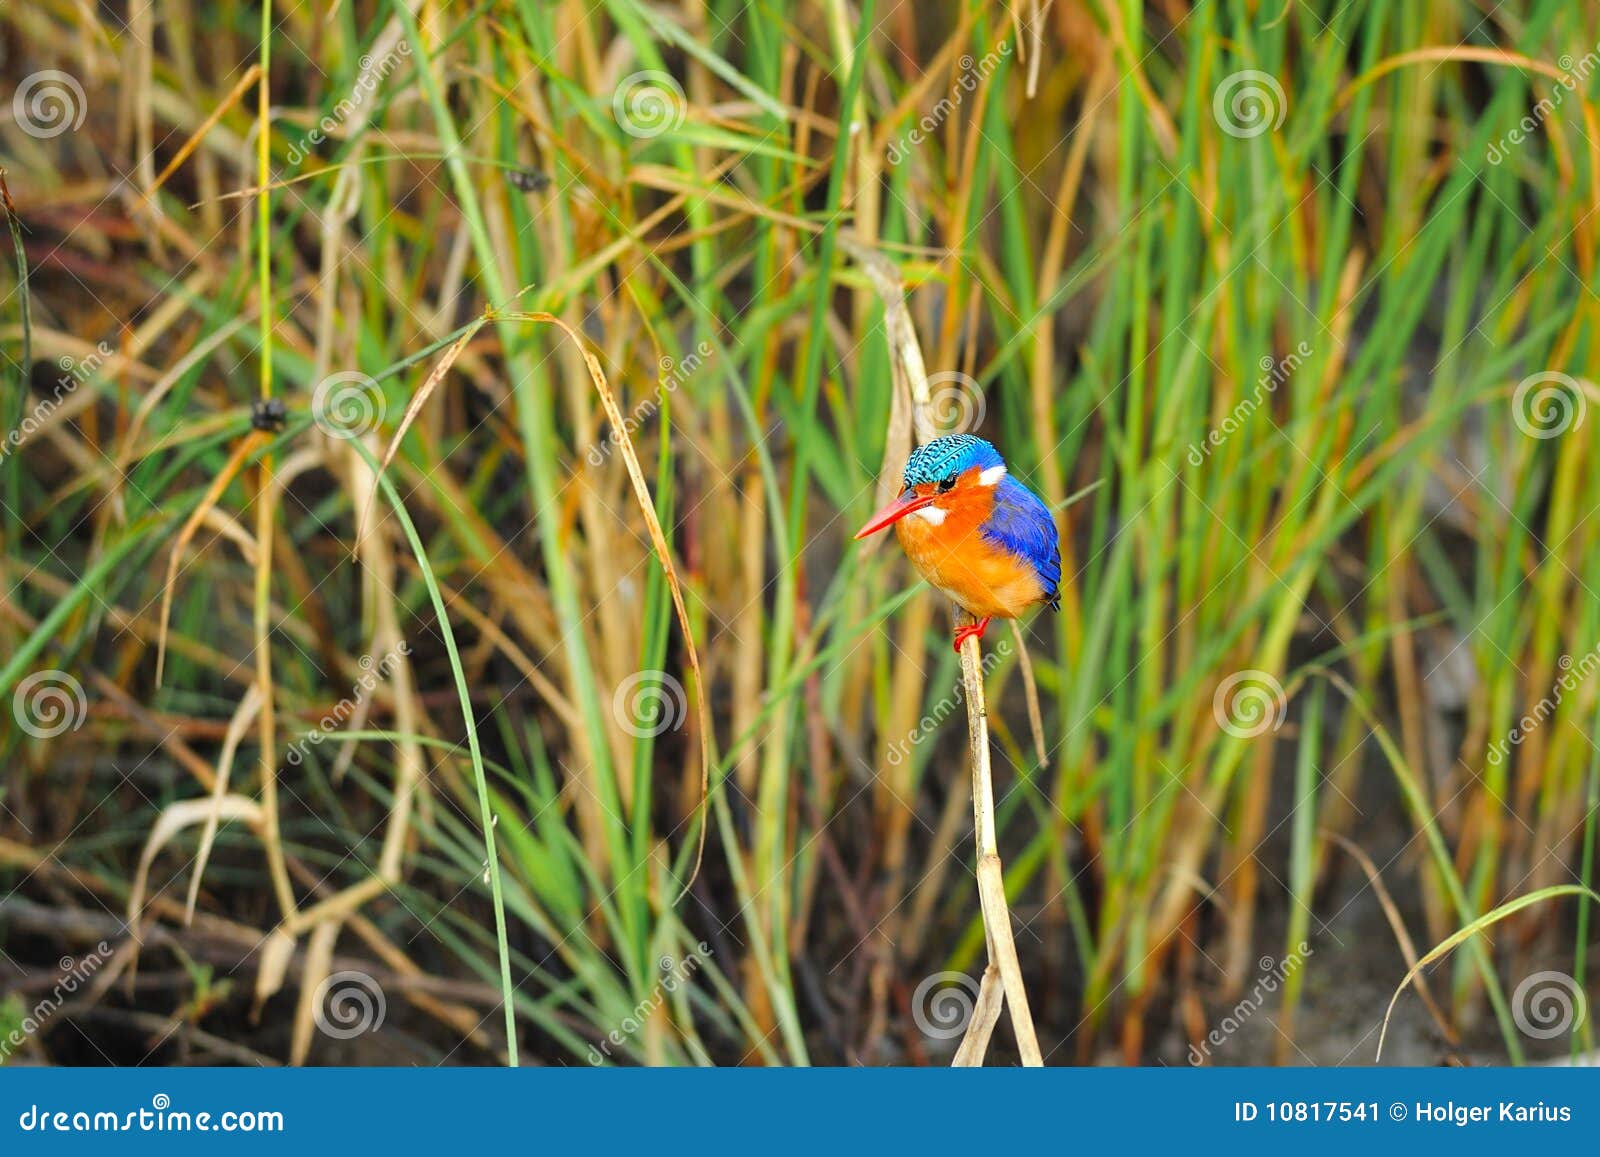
[901,434,1003,489]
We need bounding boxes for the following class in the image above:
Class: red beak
[854,492,935,539]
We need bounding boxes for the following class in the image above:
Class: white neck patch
[978,464,1007,487]
[910,505,947,525]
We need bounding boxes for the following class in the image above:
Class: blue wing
[979,476,1061,608]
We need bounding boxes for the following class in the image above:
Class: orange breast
[894,491,1049,619]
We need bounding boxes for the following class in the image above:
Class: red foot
[952,616,992,654]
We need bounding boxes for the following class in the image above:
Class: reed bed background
[2,0,1598,1066]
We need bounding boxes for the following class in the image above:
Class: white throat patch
[910,505,948,525]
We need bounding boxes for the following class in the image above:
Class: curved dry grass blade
[290,918,341,1065]
[952,965,1004,1065]
[129,795,264,927]
[1376,885,1600,1061]
[357,314,490,547]
[185,682,264,924]
[360,306,713,900]
[253,927,297,1019]
[962,624,1043,1066]
[839,233,926,508]
[1324,830,1455,1046]
[497,310,712,900]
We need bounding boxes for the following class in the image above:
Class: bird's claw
[951,616,992,654]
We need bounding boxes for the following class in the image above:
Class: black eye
[937,475,957,493]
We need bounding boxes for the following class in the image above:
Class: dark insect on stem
[506,168,550,193]
[250,397,287,433]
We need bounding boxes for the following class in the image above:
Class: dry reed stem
[1009,619,1047,767]
[958,619,1043,1066]
[951,964,1004,1066]
[845,235,1042,1066]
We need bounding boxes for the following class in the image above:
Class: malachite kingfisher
[855,434,1061,652]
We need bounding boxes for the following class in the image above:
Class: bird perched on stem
[855,434,1061,652]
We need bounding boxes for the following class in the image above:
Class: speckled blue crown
[902,434,1003,487]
